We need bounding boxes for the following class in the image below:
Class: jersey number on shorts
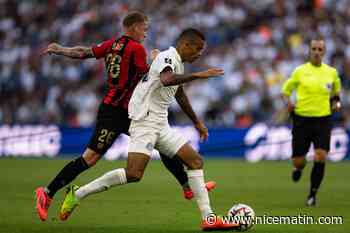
[98,129,116,145]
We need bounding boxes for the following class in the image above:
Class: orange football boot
[201,214,239,231]
[184,181,217,200]
[35,187,52,221]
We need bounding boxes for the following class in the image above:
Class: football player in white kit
[59,28,238,231]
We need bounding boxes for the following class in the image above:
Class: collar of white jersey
[169,46,182,63]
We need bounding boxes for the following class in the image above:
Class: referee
[281,37,341,206]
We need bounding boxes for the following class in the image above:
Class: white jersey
[128,46,184,122]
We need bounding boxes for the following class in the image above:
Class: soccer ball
[227,203,255,231]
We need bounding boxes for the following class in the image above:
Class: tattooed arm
[43,43,94,59]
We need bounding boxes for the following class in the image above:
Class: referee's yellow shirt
[282,62,341,117]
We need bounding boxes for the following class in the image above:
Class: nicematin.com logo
[205,214,344,225]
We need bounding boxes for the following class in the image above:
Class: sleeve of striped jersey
[332,69,341,95]
[92,39,114,59]
[133,45,149,74]
[281,68,299,96]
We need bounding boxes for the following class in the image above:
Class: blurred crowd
[1,0,350,128]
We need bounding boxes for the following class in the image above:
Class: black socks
[309,161,325,197]
[159,154,188,187]
[46,157,89,198]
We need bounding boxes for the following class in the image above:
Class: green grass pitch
[0,158,348,233]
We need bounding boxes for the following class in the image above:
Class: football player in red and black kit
[35,11,215,221]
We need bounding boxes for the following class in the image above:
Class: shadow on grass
[0,223,202,233]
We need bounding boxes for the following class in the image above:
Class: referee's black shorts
[87,104,130,155]
[291,113,332,157]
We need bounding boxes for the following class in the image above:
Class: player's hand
[287,102,295,113]
[42,43,61,56]
[195,121,209,142]
[332,101,341,112]
[195,68,224,79]
[150,49,160,61]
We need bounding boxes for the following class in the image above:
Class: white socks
[187,169,213,219]
[75,168,127,200]
[74,168,213,220]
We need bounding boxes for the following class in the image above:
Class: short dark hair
[177,28,206,44]
[123,11,148,28]
[309,35,324,44]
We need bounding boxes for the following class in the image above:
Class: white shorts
[128,119,188,158]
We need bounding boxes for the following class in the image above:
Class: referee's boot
[306,195,316,207]
[291,168,302,182]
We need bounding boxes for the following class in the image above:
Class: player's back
[92,35,148,110]
[128,46,184,122]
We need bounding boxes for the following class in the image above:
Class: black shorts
[291,113,332,157]
[87,104,130,155]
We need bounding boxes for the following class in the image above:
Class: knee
[314,149,327,162]
[293,157,306,170]
[83,150,101,167]
[126,169,144,183]
[187,156,203,170]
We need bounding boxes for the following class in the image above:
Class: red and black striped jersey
[92,36,149,110]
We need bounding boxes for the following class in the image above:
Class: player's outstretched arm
[42,43,94,59]
[175,86,208,141]
[160,68,224,87]
[175,85,200,124]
